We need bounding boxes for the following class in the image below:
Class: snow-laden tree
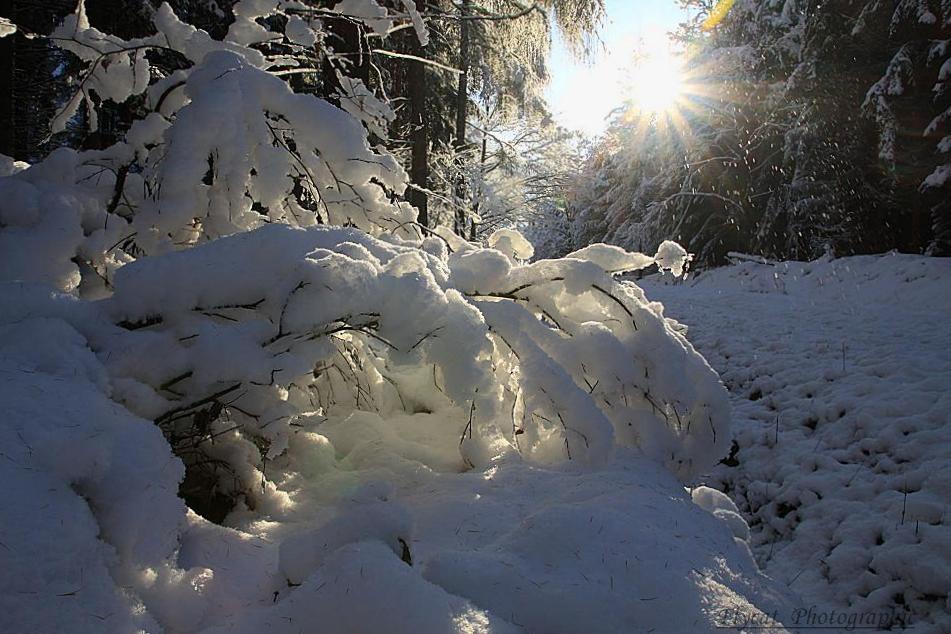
[0,0,730,526]
[453,114,585,256]
[861,0,951,254]
[1,1,424,293]
[572,0,948,267]
[376,0,606,235]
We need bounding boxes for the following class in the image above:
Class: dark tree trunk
[320,17,370,105]
[453,1,471,236]
[406,0,429,227]
[470,132,486,241]
[0,0,75,161]
[0,0,13,158]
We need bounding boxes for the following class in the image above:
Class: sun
[627,49,686,115]
[546,29,700,137]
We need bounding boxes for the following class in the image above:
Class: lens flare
[702,0,737,31]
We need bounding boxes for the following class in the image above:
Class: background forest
[0,0,596,250]
[572,0,951,266]
[3,1,948,268]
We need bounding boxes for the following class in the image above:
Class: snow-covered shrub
[8,222,725,518]
[0,1,415,294]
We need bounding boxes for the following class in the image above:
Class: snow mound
[415,454,790,634]
[654,240,693,277]
[0,280,794,633]
[207,542,521,634]
[488,228,535,260]
[0,318,186,633]
[685,251,951,308]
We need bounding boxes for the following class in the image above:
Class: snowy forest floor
[641,253,951,632]
[4,247,949,633]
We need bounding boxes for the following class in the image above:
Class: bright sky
[546,0,689,138]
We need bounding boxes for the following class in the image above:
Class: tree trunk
[470,132,486,241]
[453,1,472,236]
[0,0,14,158]
[320,18,369,105]
[406,0,429,227]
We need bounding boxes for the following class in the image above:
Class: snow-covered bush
[2,222,729,518]
[1,1,416,294]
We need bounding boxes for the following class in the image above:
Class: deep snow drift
[0,226,793,633]
[642,252,951,632]
[0,284,790,633]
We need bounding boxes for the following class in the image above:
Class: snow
[399,0,431,46]
[0,258,794,632]
[924,162,950,188]
[0,17,16,38]
[0,153,28,176]
[566,243,655,274]
[488,228,535,260]
[0,153,89,291]
[210,542,522,634]
[653,240,693,277]
[0,221,790,631]
[641,252,951,632]
[334,0,393,36]
[284,16,317,47]
[336,76,396,139]
[692,485,751,541]
[0,315,186,633]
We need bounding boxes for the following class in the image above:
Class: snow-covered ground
[642,253,951,632]
[5,240,948,633]
[0,349,787,634]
